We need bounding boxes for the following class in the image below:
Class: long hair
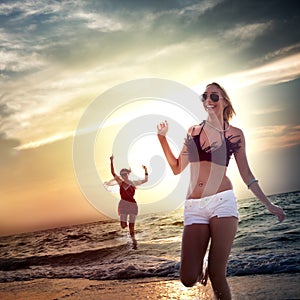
[206,82,236,122]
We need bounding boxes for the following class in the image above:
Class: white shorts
[118,199,138,224]
[184,190,239,225]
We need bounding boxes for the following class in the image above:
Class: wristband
[247,178,258,189]
[145,172,148,176]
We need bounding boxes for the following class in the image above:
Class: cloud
[0,103,13,118]
[222,22,272,47]
[0,0,64,19]
[252,107,282,116]
[2,47,299,150]
[248,124,300,152]
[213,52,300,89]
[18,131,73,150]
[0,14,49,75]
[0,49,46,73]
[251,42,300,65]
[178,0,224,17]
[0,0,299,151]
[1,0,298,78]
[70,11,126,32]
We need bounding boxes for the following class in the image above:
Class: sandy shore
[0,274,299,300]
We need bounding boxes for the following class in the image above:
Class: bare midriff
[186,161,233,199]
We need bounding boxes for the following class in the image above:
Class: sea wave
[227,252,300,276]
[0,191,299,282]
[0,242,299,282]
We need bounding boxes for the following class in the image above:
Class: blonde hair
[206,82,236,121]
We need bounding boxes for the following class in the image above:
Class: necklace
[205,120,230,133]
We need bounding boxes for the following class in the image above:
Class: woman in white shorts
[110,155,148,249]
[157,82,285,299]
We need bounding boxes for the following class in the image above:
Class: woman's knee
[180,276,197,287]
[180,270,198,287]
[120,221,127,229]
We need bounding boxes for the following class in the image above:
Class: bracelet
[145,173,148,176]
[247,178,258,189]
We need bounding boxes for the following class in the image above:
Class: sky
[0,0,299,236]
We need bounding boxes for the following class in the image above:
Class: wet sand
[0,273,299,300]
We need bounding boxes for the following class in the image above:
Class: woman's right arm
[110,155,116,177]
[110,155,122,184]
[157,121,189,175]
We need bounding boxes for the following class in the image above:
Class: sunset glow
[1,0,299,236]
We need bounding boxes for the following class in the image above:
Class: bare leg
[208,217,238,300]
[119,213,128,229]
[180,224,210,287]
[120,221,127,229]
[129,222,137,249]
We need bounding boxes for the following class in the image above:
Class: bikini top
[184,121,241,166]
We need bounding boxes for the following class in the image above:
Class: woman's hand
[157,120,168,136]
[142,165,147,171]
[266,203,286,222]
[110,155,114,161]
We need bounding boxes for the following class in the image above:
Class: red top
[120,182,136,203]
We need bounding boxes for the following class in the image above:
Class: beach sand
[0,274,299,300]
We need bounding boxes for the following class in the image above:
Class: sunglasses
[120,173,128,176]
[201,93,220,102]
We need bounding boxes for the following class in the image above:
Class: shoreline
[0,273,299,300]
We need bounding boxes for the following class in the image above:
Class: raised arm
[157,120,189,175]
[110,155,122,184]
[234,129,285,222]
[132,165,149,186]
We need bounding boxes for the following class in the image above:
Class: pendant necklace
[205,120,230,133]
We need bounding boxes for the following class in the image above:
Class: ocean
[0,190,299,283]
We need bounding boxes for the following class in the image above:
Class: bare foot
[132,238,137,250]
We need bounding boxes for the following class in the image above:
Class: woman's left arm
[234,129,286,222]
[132,165,149,186]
